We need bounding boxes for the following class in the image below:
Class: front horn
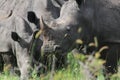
[35,16,48,39]
[40,16,49,30]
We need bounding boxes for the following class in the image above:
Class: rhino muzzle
[41,44,61,54]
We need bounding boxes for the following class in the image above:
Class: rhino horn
[40,16,49,30]
[0,10,12,20]
[34,16,48,39]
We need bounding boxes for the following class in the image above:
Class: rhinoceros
[0,10,17,72]
[0,0,66,75]
[0,10,41,80]
[29,0,120,74]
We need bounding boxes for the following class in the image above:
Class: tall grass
[0,40,120,80]
[0,52,120,80]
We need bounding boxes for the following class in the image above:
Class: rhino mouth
[41,45,63,55]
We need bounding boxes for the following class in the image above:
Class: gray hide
[33,0,60,20]
[0,0,63,79]
[0,1,35,77]
[0,0,61,28]
[0,11,35,80]
[38,0,120,74]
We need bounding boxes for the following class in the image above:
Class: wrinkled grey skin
[0,0,62,29]
[0,0,64,77]
[40,0,82,53]
[33,0,60,21]
[37,0,120,74]
[0,11,17,73]
[28,0,82,69]
[0,11,39,80]
[27,0,68,69]
[32,0,68,20]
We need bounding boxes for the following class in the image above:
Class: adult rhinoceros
[29,0,120,74]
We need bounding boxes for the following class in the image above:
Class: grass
[0,74,19,80]
[0,37,120,80]
[0,52,120,80]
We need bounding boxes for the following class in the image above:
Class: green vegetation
[0,51,120,80]
[0,74,19,80]
[0,70,19,80]
[0,38,120,80]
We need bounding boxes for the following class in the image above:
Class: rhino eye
[66,26,71,32]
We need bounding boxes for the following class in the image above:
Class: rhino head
[39,0,84,55]
[27,0,85,55]
[40,18,75,54]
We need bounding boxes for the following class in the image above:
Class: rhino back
[93,0,120,42]
[0,15,15,52]
[79,0,120,42]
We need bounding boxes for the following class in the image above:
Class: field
[0,38,120,80]
[0,51,120,80]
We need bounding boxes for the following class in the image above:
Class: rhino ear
[11,32,20,42]
[27,11,39,25]
[76,0,83,6]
